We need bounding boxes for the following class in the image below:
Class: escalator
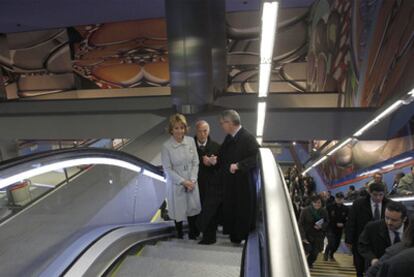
[0,147,309,277]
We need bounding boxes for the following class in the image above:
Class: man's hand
[209,155,217,165]
[302,239,310,244]
[313,224,322,230]
[230,163,239,174]
[202,155,211,166]
[371,258,379,266]
[336,223,344,228]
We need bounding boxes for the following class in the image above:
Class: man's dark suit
[194,136,221,242]
[194,136,220,204]
[377,248,414,277]
[345,195,389,277]
[358,219,391,269]
[218,127,259,242]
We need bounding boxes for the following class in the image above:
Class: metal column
[165,0,226,114]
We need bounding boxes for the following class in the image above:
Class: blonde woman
[161,114,201,239]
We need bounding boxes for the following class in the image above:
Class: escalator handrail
[60,222,175,277]
[0,147,163,176]
[259,148,310,277]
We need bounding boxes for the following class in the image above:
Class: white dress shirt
[389,224,404,244]
[231,125,242,137]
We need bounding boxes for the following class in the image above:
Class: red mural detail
[360,0,414,107]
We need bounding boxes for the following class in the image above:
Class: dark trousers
[306,240,320,267]
[187,215,199,239]
[352,245,365,277]
[324,230,342,258]
[202,203,222,242]
[174,215,200,239]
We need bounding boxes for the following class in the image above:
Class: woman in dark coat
[299,195,329,268]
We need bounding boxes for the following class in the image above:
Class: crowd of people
[161,109,259,245]
[286,165,414,276]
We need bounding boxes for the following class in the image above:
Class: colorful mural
[306,0,414,107]
[72,19,170,89]
[313,116,414,186]
[306,0,358,106]
[226,8,309,93]
[0,29,75,98]
[357,0,414,107]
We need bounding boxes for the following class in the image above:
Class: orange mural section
[72,19,170,89]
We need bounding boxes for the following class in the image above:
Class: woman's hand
[182,180,195,191]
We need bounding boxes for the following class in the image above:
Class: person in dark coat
[213,109,259,243]
[194,120,221,205]
[323,192,348,261]
[358,201,408,271]
[345,182,389,277]
[376,248,414,277]
[299,195,329,268]
[366,214,414,277]
[193,120,221,245]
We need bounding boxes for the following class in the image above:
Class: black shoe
[230,238,242,244]
[188,234,198,240]
[323,252,329,261]
[198,239,216,245]
[329,256,336,261]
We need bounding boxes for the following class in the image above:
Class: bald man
[194,120,221,244]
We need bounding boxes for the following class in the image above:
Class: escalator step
[141,245,242,266]
[157,241,242,253]
[116,256,240,277]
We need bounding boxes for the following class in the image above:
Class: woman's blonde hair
[168,113,188,134]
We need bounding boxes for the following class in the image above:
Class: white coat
[161,135,201,222]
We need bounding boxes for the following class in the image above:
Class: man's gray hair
[220,109,241,126]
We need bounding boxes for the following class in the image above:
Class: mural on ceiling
[357,0,414,107]
[306,0,358,106]
[0,29,75,98]
[311,116,414,185]
[72,19,169,89]
[306,0,414,107]
[226,8,309,93]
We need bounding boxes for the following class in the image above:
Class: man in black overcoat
[358,201,408,271]
[345,182,389,277]
[193,120,221,244]
[214,109,259,243]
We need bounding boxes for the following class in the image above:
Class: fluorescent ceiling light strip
[381,164,394,170]
[409,88,414,96]
[345,196,414,206]
[258,63,272,97]
[256,102,267,136]
[260,1,279,61]
[302,167,313,176]
[0,157,142,190]
[142,169,166,182]
[312,156,328,168]
[358,168,380,177]
[326,138,353,156]
[393,157,413,164]
[353,100,403,137]
[256,137,263,145]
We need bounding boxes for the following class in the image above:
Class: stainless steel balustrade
[259,148,310,277]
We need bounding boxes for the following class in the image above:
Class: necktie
[199,145,206,151]
[374,203,380,220]
[393,231,401,244]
